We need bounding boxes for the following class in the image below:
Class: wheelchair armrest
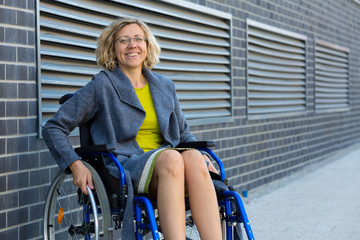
[176,141,216,148]
[59,93,74,104]
[75,144,116,155]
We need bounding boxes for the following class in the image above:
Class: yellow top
[135,83,164,152]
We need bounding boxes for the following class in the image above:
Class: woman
[42,18,222,239]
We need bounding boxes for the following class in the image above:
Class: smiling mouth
[126,53,139,57]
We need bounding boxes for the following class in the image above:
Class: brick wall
[0,0,359,239]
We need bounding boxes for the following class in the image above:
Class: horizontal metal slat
[180,100,230,110]
[155,62,229,73]
[248,106,305,114]
[158,72,230,82]
[249,99,305,107]
[315,64,348,73]
[248,69,305,79]
[248,77,305,86]
[315,70,348,79]
[249,85,305,92]
[248,45,305,61]
[160,51,229,64]
[248,62,305,73]
[248,37,305,54]
[175,82,230,91]
[177,91,230,100]
[315,52,348,64]
[159,40,229,56]
[118,0,231,28]
[183,109,231,119]
[248,92,305,99]
[316,93,348,98]
[315,58,348,68]
[316,45,348,58]
[248,27,305,48]
[315,87,348,93]
[248,53,305,67]
[315,76,348,84]
[315,81,348,89]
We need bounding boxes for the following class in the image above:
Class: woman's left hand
[203,154,218,174]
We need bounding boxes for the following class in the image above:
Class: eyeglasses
[115,36,147,45]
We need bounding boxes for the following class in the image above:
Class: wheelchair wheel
[43,161,113,240]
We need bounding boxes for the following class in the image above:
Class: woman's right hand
[69,160,94,195]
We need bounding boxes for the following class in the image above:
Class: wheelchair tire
[43,161,113,240]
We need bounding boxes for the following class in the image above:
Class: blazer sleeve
[42,78,99,173]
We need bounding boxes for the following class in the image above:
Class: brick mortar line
[217,126,360,169]
[0,5,35,13]
[224,133,359,177]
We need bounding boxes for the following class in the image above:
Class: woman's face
[114,23,147,72]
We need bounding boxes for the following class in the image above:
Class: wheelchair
[43,94,255,240]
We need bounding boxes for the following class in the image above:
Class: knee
[182,150,208,177]
[155,150,184,178]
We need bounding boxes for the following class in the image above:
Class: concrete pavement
[244,143,360,240]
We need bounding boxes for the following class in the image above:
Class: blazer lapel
[144,69,174,135]
[104,67,144,112]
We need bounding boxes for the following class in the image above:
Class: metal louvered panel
[315,40,350,112]
[37,0,232,131]
[246,19,307,119]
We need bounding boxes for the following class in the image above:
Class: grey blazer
[42,66,197,183]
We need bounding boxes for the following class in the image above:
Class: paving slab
[244,143,360,240]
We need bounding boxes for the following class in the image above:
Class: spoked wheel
[43,161,113,240]
[185,210,200,240]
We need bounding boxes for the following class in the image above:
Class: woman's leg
[182,150,222,240]
[149,149,186,239]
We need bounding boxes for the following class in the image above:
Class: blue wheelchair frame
[77,145,255,240]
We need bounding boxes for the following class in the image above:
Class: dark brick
[17,10,34,27]
[7,136,29,154]
[0,45,16,62]
[27,0,35,10]
[0,212,5,229]
[19,152,39,170]
[5,27,27,44]
[28,100,37,116]
[17,46,35,63]
[7,206,29,226]
[0,192,18,210]
[19,221,40,239]
[6,64,27,81]
[0,27,4,42]
[28,66,36,80]
[30,169,49,186]
[0,228,18,240]
[18,83,36,98]
[27,30,35,45]
[0,82,17,98]
[7,172,29,190]
[6,101,28,117]
[29,203,43,221]
[0,8,16,25]
[0,138,5,155]
[0,176,5,192]
[0,64,4,80]
[19,118,37,134]
[0,119,17,136]
[5,0,26,8]
[19,187,39,206]
[0,155,18,174]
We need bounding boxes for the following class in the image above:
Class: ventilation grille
[37,0,232,130]
[315,40,349,112]
[246,19,307,119]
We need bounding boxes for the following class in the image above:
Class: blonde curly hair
[96,18,160,70]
